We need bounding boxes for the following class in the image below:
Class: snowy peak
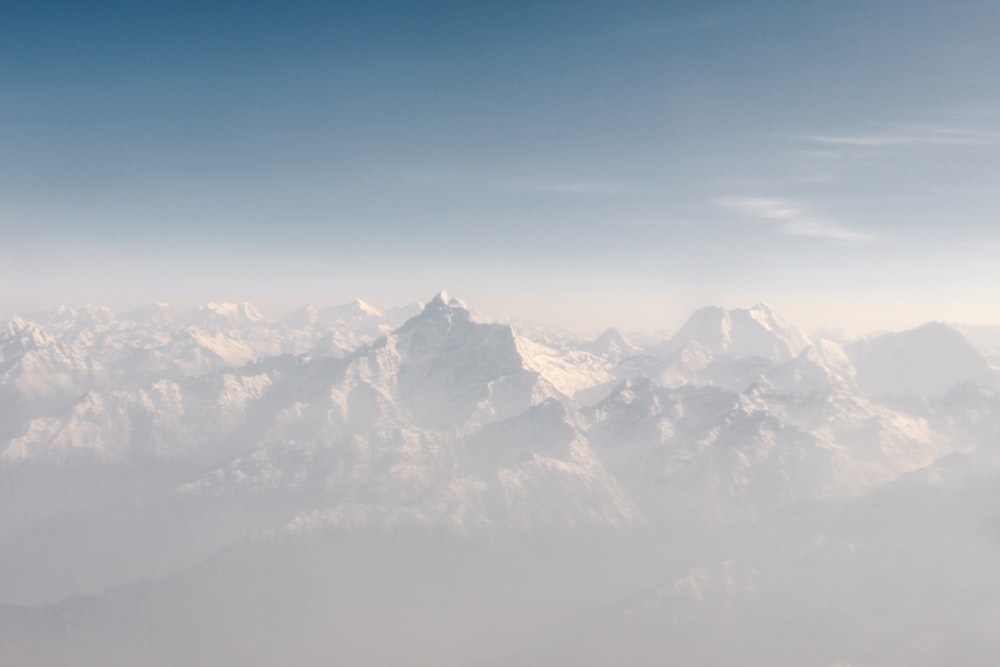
[351,298,380,315]
[340,293,565,429]
[2,317,56,352]
[212,301,263,322]
[593,327,630,348]
[393,293,516,377]
[183,302,264,327]
[658,303,810,362]
[397,291,472,333]
[386,294,611,402]
[584,327,642,363]
[25,304,115,328]
[319,299,383,322]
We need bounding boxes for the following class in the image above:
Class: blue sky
[3,0,1000,331]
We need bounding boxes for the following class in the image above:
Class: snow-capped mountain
[582,327,643,364]
[847,321,996,398]
[653,303,811,363]
[2,293,999,667]
[179,301,264,327]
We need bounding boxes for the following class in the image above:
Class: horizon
[5,288,998,340]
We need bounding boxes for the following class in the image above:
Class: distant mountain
[179,301,264,327]
[654,303,811,362]
[582,327,643,363]
[121,302,174,326]
[847,322,995,398]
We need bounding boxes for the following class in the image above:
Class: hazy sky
[3,0,1000,332]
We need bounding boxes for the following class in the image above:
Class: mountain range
[1,292,998,666]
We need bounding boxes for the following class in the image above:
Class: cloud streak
[716,197,877,243]
[804,123,1000,149]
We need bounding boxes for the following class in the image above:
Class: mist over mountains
[2,292,999,666]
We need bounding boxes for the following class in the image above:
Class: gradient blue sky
[3,0,1000,332]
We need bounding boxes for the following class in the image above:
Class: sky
[3,0,1000,333]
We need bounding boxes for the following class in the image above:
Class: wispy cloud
[716,197,877,243]
[803,123,1000,149]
